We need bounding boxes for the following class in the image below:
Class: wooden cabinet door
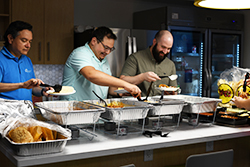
[44,0,74,64]
[12,0,73,64]
[0,0,11,44]
[11,0,45,64]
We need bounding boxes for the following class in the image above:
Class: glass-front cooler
[170,27,205,96]
[169,27,242,98]
[209,30,241,98]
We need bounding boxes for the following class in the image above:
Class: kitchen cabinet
[11,0,74,64]
[0,0,11,49]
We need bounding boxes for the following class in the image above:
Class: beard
[98,52,107,61]
[152,43,168,64]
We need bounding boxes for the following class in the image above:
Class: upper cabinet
[11,0,74,64]
[0,0,11,48]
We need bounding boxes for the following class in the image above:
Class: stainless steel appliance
[133,5,243,98]
[107,28,158,78]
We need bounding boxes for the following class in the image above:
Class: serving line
[1,123,250,167]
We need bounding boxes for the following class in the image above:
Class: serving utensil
[143,130,170,138]
[159,90,164,103]
[243,72,249,92]
[137,81,153,101]
[40,83,62,92]
[92,90,107,107]
[159,74,178,81]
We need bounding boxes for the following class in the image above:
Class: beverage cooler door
[169,26,205,96]
[206,30,241,98]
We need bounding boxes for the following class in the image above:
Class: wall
[74,0,192,28]
[74,0,250,68]
[33,64,64,101]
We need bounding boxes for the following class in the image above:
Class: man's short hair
[88,26,117,43]
[3,20,33,47]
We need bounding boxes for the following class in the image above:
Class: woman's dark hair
[88,26,117,43]
[3,20,33,47]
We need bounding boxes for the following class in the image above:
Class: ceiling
[137,0,194,6]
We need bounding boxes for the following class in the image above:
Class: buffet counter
[1,121,250,167]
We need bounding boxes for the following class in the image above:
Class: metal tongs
[143,130,170,138]
[137,81,153,101]
[40,83,62,92]
[243,72,249,92]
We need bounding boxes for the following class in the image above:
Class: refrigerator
[133,5,244,98]
[169,26,242,98]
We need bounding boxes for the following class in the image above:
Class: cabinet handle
[38,42,41,61]
[127,36,132,56]
[132,37,137,53]
[47,42,50,61]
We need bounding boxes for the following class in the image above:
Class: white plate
[46,89,76,96]
[156,87,179,92]
[114,89,129,94]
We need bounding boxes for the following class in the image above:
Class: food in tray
[217,107,249,124]
[8,127,34,143]
[143,100,159,103]
[159,84,176,88]
[220,115,239,119]
[7,126,66,143]
[217,101,235,108]
[226,108,247,114]
[29,126,43,141]
[157,84,178,91]
[238,113,249,117]
[95,101,134,108]
[199,112,214,116]
[107,101,125,108]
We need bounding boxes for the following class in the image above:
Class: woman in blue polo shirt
[0,21,51,101]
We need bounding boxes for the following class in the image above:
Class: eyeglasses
[97,38,115,52]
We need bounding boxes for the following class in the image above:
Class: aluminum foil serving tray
[85,99,151,121]
[2,136,70,156]
[35,101,105,125]
[164,95,222,113]
[144,97,185,116]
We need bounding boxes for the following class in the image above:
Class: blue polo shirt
[0,47,35,101]
[61,43,111,101]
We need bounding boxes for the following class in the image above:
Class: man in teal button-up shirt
[61,27,141,101]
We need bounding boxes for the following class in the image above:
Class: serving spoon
[92,90,107,107]
[159,74,178,81]
[40,83,62,92]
